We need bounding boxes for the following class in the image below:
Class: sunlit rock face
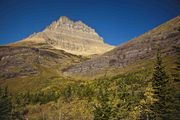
[17,16,114,56]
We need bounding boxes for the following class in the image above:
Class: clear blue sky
[0,0,180,46]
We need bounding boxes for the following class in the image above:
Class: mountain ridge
[63,16,180,77]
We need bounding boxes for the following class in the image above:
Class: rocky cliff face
[14,16,114,56]
[64,16,180,76]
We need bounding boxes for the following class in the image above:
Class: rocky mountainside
[64,16,180,77]
[12,16,114,56]
[0,46,86,80]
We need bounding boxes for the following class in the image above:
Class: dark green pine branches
[151,49,175,120]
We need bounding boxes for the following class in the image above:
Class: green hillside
[1,51,179,120]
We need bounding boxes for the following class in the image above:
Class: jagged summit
[47,16,73,30]
[46,16,101,37]
[59,16,72,23]
[13,16,114,56]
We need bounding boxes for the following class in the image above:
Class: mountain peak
[16,16,114,56]
[47,16,95,34]
[58,16,73,23]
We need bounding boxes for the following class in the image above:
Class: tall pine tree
[151,49,175,120]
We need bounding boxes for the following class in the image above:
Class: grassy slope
[2,64,81,93]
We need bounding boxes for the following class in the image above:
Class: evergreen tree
[0,86,12,120]
[151,49,175,119]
